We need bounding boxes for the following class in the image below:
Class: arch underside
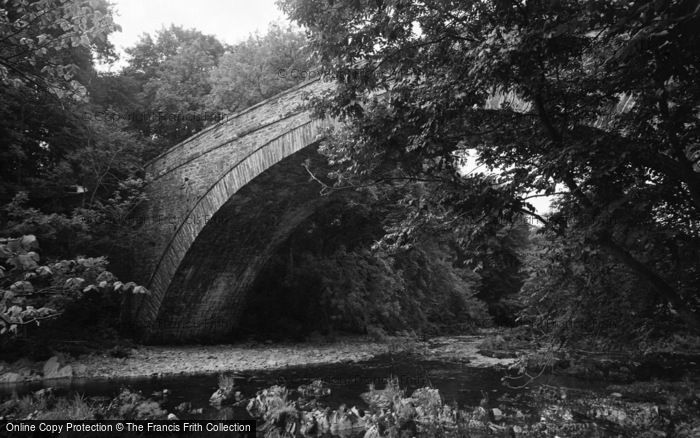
[143,145,329,342]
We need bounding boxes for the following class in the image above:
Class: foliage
[1,193,90,257]
[242,194,490,339]
[38,395,95,421]
[66,114,144,204]
[122,25,226,149]
[0,388,174,421]
[280,0,700,334]
[0,0,125,204]
[0,392,95,421]
[1,377,697,436]
[207,23,313,114]
[0,234,147,350]
[0,0,118,92]
[0,235,55,336]
[116,23,314,157]
[0,0,148,281]
[246,377,700,437]
[114,389,167,420]
[519,229,680,346]
[1,9,318,341]
[1,180,147,275]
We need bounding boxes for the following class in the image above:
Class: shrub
[0,234,147,353]
[242,237,490,339]
[518,231,678,348]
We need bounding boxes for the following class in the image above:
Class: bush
[1,181,147,277]
[0,234,146,355]
[239,192,492,340]
[518,231,677,348]
[242,237,490,339]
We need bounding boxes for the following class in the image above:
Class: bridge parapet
[147,78,333,180]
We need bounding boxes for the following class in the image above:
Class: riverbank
[1,331,699,436]
[1,350,697,437]
[0,332,519,386]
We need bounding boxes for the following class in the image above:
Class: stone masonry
[133,78,338,342]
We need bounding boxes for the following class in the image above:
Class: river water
[3,351,698,437]
[1,354,525,419]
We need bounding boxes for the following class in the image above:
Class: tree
[242,192,488,339]
[0,234,147,346]
[279,0,700,332]
[0,0,120,204]
[117,24,313,157]
[122,25,226,151]
[0,0,118,92]
[207,24,313,114]
[0,1,155,343]
[519,228,662,344]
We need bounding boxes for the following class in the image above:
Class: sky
[101,0,289,71]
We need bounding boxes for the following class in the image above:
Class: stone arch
[133,79,338,341]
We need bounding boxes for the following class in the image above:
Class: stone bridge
[133,78,338,343]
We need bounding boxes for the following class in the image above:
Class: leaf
[96,271,115,282]
[20,235,38,250]
[17,253,39,270]
[10,281,33,294]
[133,285,149,295]
[83,284,98,293]
[6,239,22,253]
[36,266,52,276]
[65,277,85,290]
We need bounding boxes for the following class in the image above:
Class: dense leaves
[241,194,492,340]
[280,0,700,334]
[0,3,328,342]
[5,0,698,346]
[116,23,314,157]
[519,230,665,345]
[0,0,126,205]
[121,25,226,149]
[207,24,313,114]
[1,19,313,260]
[1,179,147,276]
[0,0,118,91]
[0,235,147,351]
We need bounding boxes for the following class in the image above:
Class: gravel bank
[0,334,518,385]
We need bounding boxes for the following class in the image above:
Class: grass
[38,394,94,420]
[3,392,95,420]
